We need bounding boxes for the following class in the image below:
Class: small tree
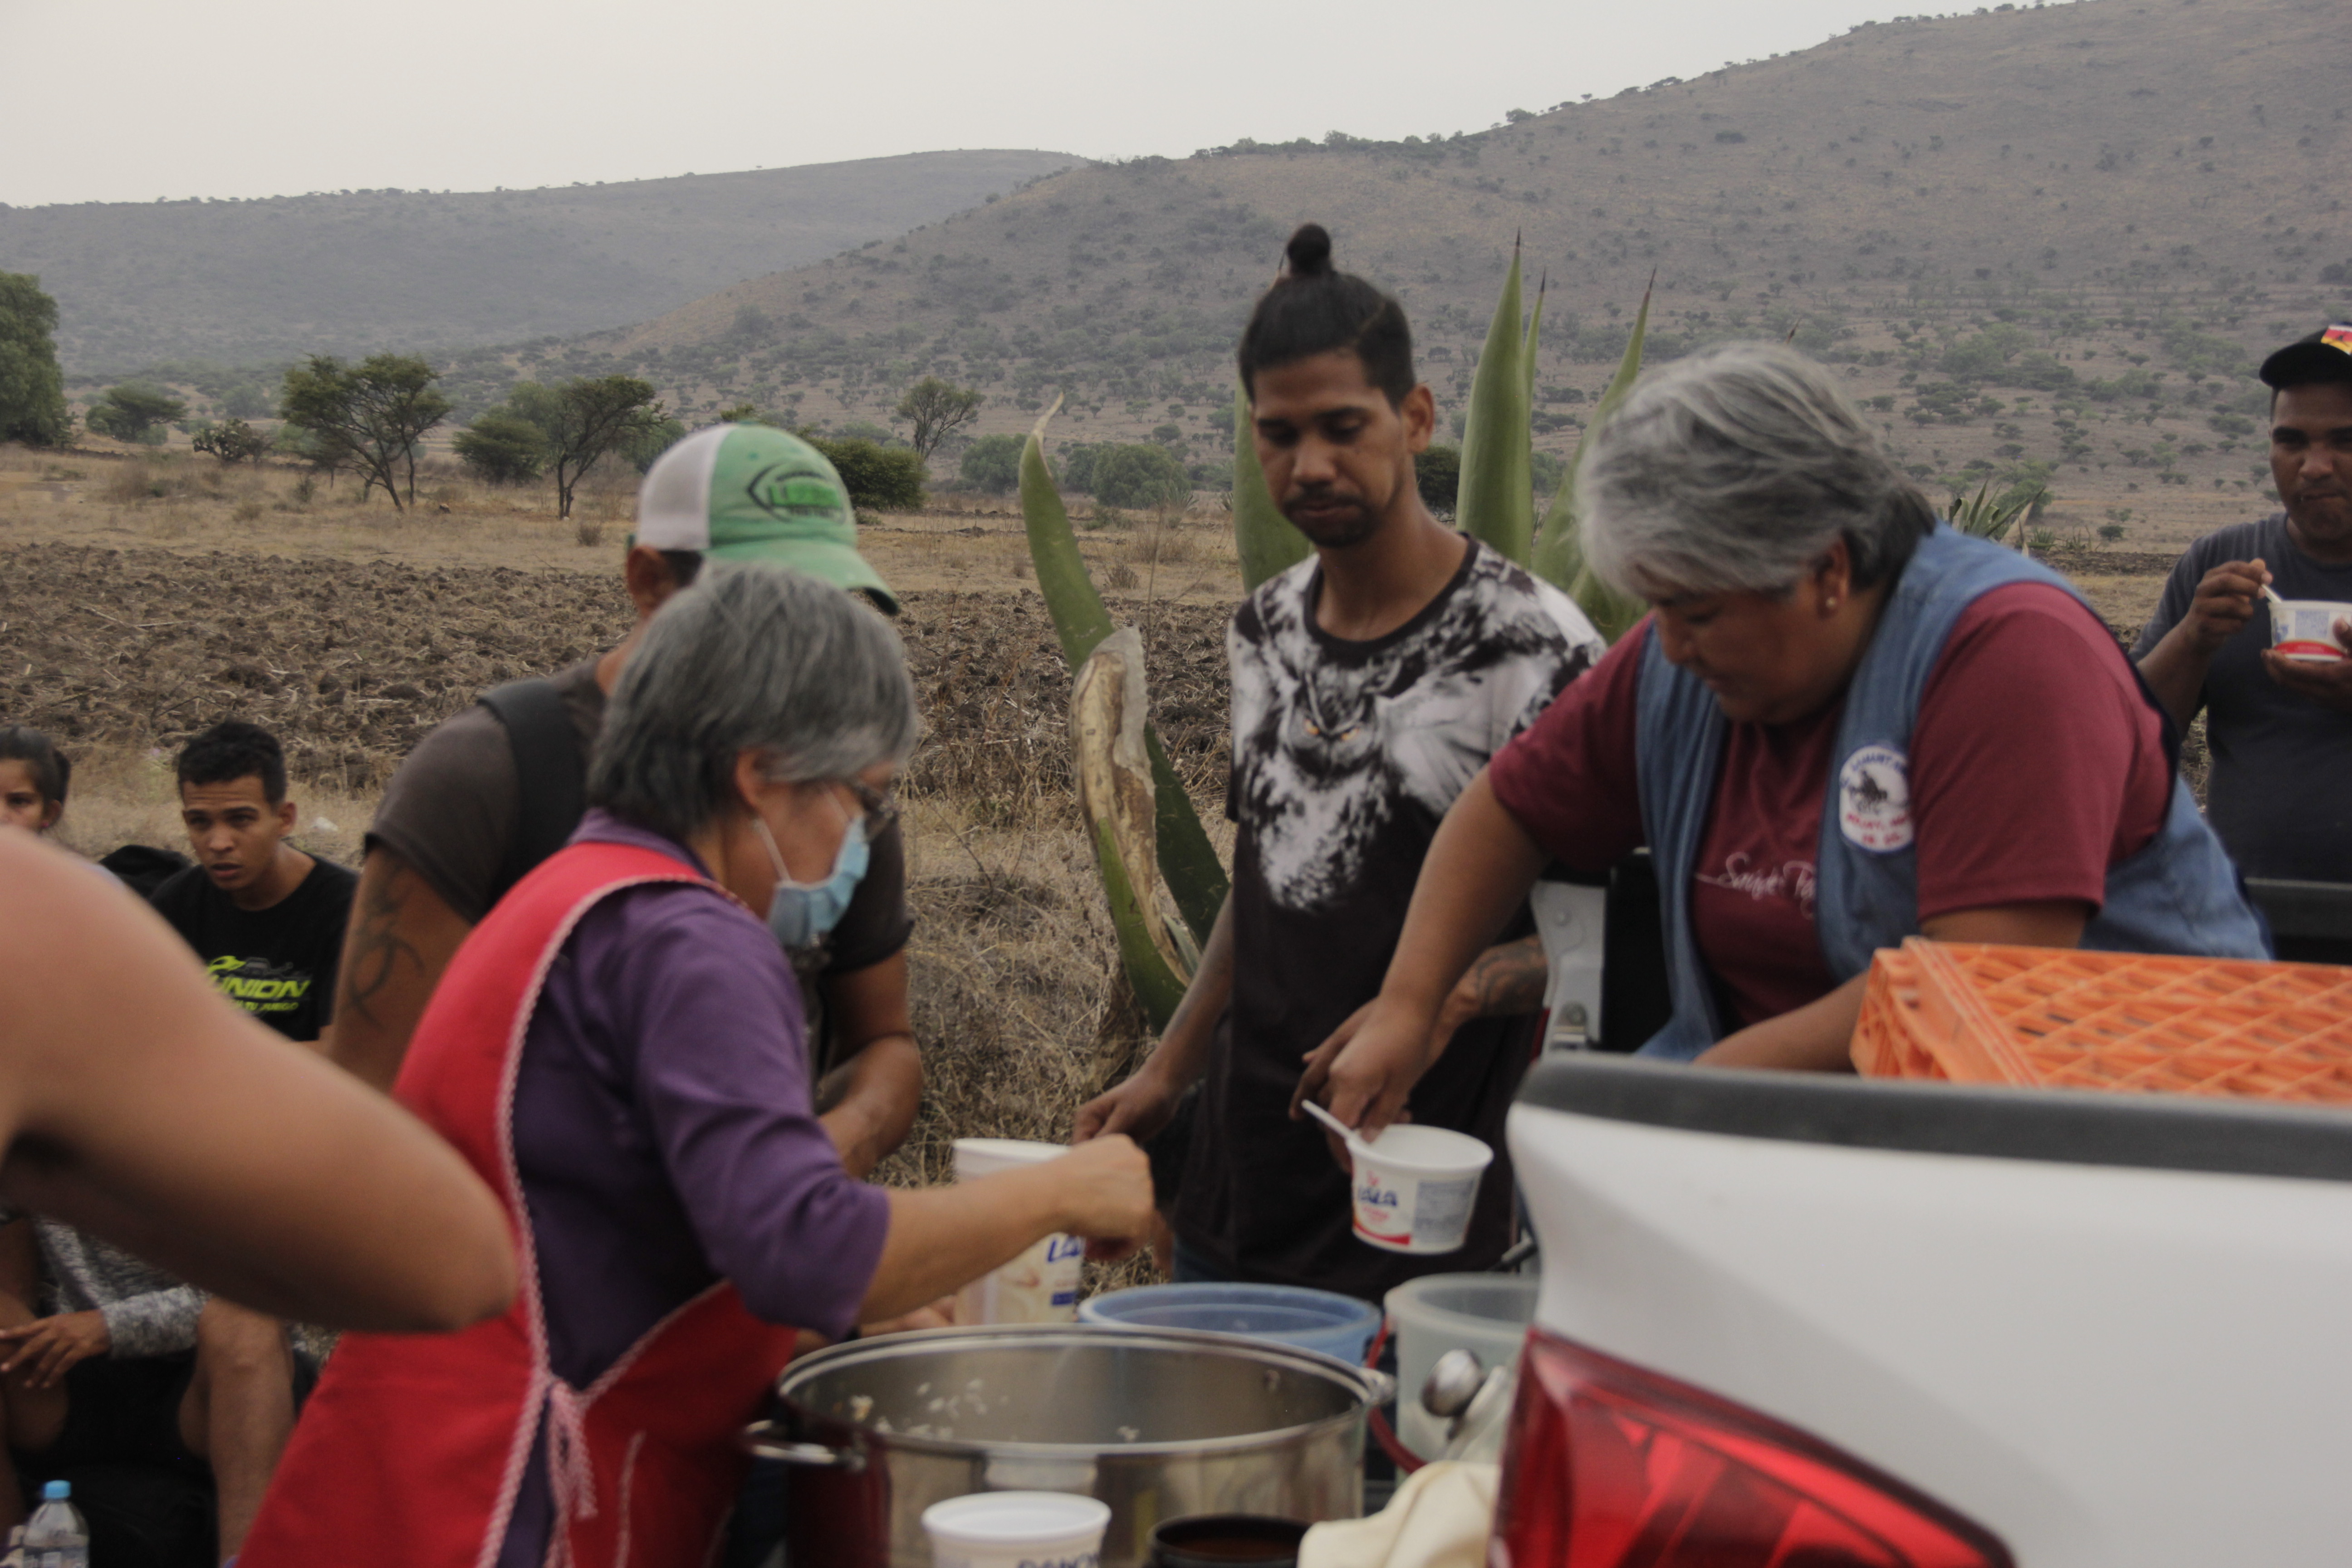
[1091,443,1190,510]
[192,416,271,465]
[279,354,450,510]
[620,415,686,474]
[959,432,1028,495]
[893,377,983,461]
[86,384,188,445]
[452,410,548,485]
[804,435,926,511]
[505,376,666,519]
[0,272,72,447]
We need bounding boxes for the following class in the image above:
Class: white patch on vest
[1838,744,1914,853]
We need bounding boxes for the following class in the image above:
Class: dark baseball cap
[2257,323,2352,390]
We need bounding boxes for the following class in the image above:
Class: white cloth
[1298,1461,1500,1568]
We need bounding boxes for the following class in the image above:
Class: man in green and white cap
[633,421,899,610]
[329,425,923,1184]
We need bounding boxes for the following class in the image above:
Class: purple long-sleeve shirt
[498,810,890,1565]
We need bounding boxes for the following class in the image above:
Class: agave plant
[1023,256,1654,1022]
[1947,478,2044,548]
[1019,403,1225,1029]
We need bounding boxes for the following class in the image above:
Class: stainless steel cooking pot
[744,1324,1392,1568]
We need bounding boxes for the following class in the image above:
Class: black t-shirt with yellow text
[149,856,358,1042]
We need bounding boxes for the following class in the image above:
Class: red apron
[241,842,808,1568]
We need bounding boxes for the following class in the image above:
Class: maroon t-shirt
[1489,583,2173,1027]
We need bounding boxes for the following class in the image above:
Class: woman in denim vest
[1301,342,2264,1129]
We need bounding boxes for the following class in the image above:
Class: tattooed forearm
[339,862,426,1028]
[328,849,474,1091]
[1462,935,1548,1020]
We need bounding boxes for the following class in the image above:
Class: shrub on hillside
[960,433,1029,495]
[0,272,72,448]
[192,417,271,465]
[85,384,187,445]
[1089,443,1190,510]
[453,410,549,484]
[806,435,926,510]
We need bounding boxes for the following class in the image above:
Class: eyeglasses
[843,779,899,835]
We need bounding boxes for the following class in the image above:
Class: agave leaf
[1088,820,1192,1032]
[1021,398,1116,670]
[1533,277,1654,641]
[1071,628,1198,987]
[1025,400,1230,949]
[1523,272,1547,406]
[1455,238,1534,566]
[1147,728,1226,946]
[1231,382,1310,591]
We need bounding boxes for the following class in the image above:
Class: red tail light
[1491,1329,2012,1568]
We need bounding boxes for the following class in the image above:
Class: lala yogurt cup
[1347,1123,1494,1255]
[952,1138,1085,1324]
[2269,598,2352,662]
[921,1491,1111,1568]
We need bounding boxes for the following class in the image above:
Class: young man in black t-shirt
[1076,227,1601,1301]
[150,722,357,1046]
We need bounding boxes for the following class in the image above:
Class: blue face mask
[753,800,870,952]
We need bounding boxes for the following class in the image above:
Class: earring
[1825,596,1840,611]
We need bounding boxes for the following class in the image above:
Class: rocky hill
[0,150,1080,374]
[555,0,2347,527]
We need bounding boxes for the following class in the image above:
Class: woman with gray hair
[240,566,1156,1568]
[1301,342,2263,1123]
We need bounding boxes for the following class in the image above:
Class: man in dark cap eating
[2134,324,2352,883]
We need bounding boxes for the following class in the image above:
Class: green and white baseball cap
[636,423,898,613]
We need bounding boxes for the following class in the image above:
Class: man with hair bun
[1077,225,1603,1298]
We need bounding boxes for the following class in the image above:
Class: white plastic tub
[1383,1273,1538,1460]
[1347,1124,1494,1254]
[921,1490,1110,1568]
[2270,598,2352,661]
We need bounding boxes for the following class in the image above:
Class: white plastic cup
[2270,598,2352,662]
[1348,1124,1495,1254]
[953,1138,1085,1324]
[921,1490,1111,1568]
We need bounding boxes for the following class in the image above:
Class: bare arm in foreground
[0,833,515,1332]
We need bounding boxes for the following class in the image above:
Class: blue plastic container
[1078,1283,1382,1366]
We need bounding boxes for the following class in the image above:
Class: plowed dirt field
[0,541,1235,811]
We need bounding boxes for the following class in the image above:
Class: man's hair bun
[1284,224,1334,279]
[1240,222,1414,405]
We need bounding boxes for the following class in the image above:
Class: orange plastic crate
[1851,939,2352,1103]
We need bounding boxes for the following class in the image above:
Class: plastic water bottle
[23,1481,87,1568]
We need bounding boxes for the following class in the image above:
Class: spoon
[1301,1098,1377,1151]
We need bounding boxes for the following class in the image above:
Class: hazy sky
[2,0,1986,208]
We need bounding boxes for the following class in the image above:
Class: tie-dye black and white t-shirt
[1175,538,1602,1298]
